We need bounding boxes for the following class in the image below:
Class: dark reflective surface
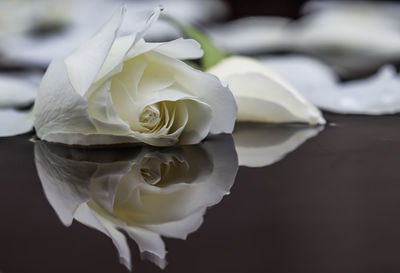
[1,113,400,273]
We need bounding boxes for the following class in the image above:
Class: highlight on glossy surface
[34,6,237,147]
[233,122,323,168]
[208,56,325,125]
[34,135,238,270]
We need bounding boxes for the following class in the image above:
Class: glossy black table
[1,113,400,273]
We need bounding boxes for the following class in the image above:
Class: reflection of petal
[74,202,133,270]
[0,109,34,137]
[145,208,205,239]
[34,135,238,269]
[233,123,323,168]
[35,144,96,226]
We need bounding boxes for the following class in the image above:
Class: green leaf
[163,16,227,71]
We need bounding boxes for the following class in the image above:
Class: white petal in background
[260,55,400,115]
[0,72,41,137]
[0,0,228,67]
[0,72,41,108]
[233,122,322,168]
[315,66,400,115]
[207,16,293,54]
[0,109,34,137]
[295,1,400,57]
[206,1,400,75]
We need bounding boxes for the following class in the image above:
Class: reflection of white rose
[34,7,237,146]
[34,135,238,270]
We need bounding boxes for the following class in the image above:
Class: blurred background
[2,0,400,78]
[3,0,400,117]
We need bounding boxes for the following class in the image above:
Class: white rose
[207,56,325,125]
[33,6,237,146]
[35,135,238,270]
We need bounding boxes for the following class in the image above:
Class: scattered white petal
[205,1,400,75]
[208,16,293,54]
[314,66,400,115]
[1,0,228,66]
[259,55,400,115]
[0,109,34,137]
[0,72,41,108]
[294,3,400,59]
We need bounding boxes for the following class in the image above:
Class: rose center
[139,105,160,129]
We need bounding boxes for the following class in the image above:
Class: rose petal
[34,58,136,145]
[86,80,132,134]
[260,56,400,115]
[147,52,237,134]
[97,37,203,83]
[208,16,293,54]
[95,7,163,83]
[208,56,325,125]
[34,58,97,140]
[65,6,126,96]
[296,2,400,58]
[317,66,400,115]
[153,38,203,60]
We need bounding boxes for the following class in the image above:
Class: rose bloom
[35,135,238,269]
[34,7,237,146]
